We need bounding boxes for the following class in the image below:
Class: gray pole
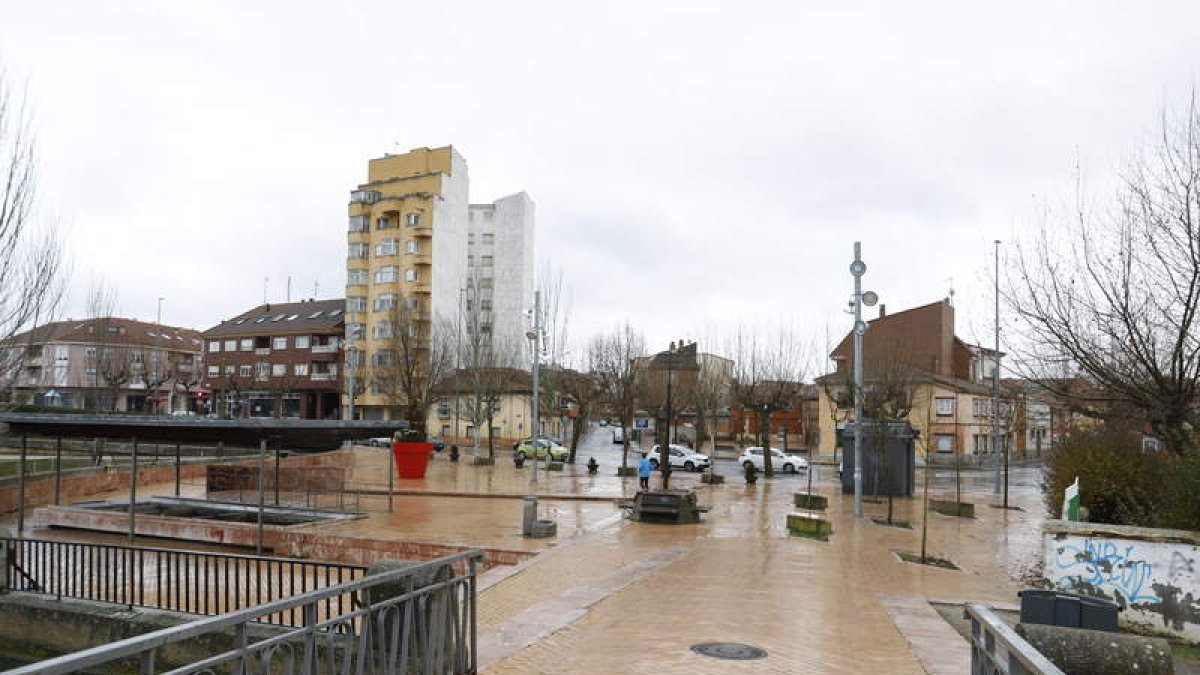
[257,439,266,554]
[530,290,541,485]
[993,240,1003,496]
[17,435,26,535]
[129,437,138,542]
[851,243,866,518]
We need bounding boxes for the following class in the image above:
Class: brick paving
[4,444,1047,673]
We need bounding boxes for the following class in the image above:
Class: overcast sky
[3,1,1198,368]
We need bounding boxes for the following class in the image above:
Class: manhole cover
[690,642,768,660]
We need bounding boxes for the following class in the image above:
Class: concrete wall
[1044,519,1200,642]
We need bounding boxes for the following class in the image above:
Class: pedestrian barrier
[963,603,1065,675]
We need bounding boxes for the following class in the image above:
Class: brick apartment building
[201,299,345,419]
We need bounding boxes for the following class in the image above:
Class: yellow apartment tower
[344,146,469,420]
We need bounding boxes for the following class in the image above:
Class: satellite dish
[862,291,879,307]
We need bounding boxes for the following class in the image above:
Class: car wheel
[784,463,796,474]
[684,461,695,471]
[743,461,754,471]
[517,451,527,460]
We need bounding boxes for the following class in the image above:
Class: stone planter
[546,462,564,471]
[787,512,832,540]
[930,499,975,518]
[700,473,725,485]
[616,467,638,477]
[793,492,827,511]
[472,456,495,466]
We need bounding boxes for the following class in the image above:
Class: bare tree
[557,366,602,462]
[1007,96,1200,454]
[0,66,66,404]
[372,300,454,439]
[727,328,808,477]
[590,324,647,473]
[172,352,204,413]
[138,346,172,414]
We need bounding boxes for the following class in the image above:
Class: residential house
[201,299,344,419]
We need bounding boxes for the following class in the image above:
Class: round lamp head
[862,291,879,307]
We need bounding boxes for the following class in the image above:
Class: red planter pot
[392,442,433,479]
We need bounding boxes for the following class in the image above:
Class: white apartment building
[467,192,536,359]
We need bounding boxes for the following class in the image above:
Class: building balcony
[349,190,380,205]
[411,253,432,266]
[254,348,271,356]
[311,372,337,381]
[311,344,339,354]
[412,225,433,238]
[410,282,432,295]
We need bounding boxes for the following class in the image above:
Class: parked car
[511,434,561,451]
[644,444,710,472]
[599,419,608,427]
[738,447,808,474]
[169,410,196,417]
[366,437,391,447]
[515,438,569,461]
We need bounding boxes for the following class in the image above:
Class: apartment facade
[5,317,204,413]
[201,299,344,419]
[345,146,469,420]
[816,299,1010,457]
[467,192,535,357]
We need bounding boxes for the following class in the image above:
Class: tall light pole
[992,240,1004,499]
[849,242,877,519]
[528,290,542,484]
[660,342,676,491]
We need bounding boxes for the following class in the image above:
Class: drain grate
[690,642,768,660]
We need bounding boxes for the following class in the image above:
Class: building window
[348,215,368,232]
[480,299,492,311]
[346,297,367,312]
[223,339,237,352]
[935,434,955,453]
[467,233,475,245]
[481,233,494,245]
[239,364,252,377]
[405,269,418,283]
[271,363,287,377]
[406,212,420,226]
[376,217,394,230]
[437,400,451,418]
[376,239,399,256]
[350,189,379,204]
[295,335,311,349]
[479,278,493,290]
[255,362,270,380]
[935,397,954,416]
[347,269,368,285]
[207,365,219,377]
[272,336,288,350]
[406,240,418,254]
[348,243,368,259]
[481,255,493,267]
[374,294,396,312]
[208,341,221,353]
[372,322,394,339]
[294,363,309,376]
[346,323,365,340]
[404,296,419,310]
[375,266,398,284]
[467,255,474,267]
[239,338,253,352]
[372,350,394,366]
[224,364,235,376]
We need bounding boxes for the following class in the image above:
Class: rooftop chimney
[879,304,887,318]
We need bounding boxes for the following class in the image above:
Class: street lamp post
[991,239,1005,501]
[849,242,877,519]
[660,342,676,491]
[528,290,542,484]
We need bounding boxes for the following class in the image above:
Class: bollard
[522,496,538,536]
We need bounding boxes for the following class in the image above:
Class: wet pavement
[3,426,1050,673]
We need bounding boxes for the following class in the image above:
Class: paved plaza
[3,434,1047,673]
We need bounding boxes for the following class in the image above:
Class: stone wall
[1044,519,1200,642]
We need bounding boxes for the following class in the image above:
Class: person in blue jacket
[638,454,652,490]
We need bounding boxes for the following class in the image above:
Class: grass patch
[871,517,913,529]
[896,550,960,570]
[1170,640,1200,666]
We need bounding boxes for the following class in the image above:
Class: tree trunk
[758,409,773,476]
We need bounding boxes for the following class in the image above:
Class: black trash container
[1018,589,1121,632]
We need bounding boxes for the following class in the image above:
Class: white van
[611,427,625,444]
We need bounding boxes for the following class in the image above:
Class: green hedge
[1043,429,1200,529]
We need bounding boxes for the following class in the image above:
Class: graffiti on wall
[1053,538,1158,605]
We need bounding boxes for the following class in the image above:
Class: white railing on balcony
[310,372,336,381]
[311,344,338,354]
[254,348,271,355]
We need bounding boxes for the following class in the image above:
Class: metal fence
[3,537,366,626]
[963,603,1065,675]
[4,549,482,675]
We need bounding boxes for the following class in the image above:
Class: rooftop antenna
[263,277,268,305]
[287,276,292,303]
[947,277,955,305]
[314,280,319,298]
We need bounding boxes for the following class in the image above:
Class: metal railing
[4,537,366,626]
[963,603,1065,675]
[5,549,482,675]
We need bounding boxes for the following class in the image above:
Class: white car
[739,447,808,474]
[611,427,625,444]
[644,444,710,472]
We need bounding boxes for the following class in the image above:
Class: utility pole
[849,243,874,519]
